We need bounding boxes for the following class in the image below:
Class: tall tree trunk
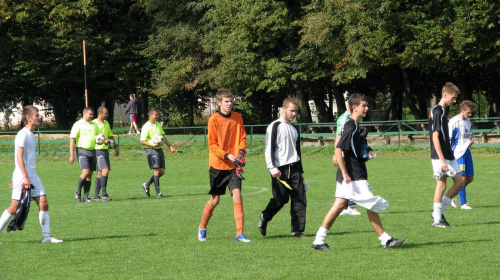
[292,84,312,124]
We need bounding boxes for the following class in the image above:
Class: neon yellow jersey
[93,119,113,150]
[140,121,165,149]
[70,119,98,150]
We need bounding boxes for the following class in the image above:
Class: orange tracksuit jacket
[208,111,247,170]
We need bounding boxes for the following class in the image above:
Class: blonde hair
[215,90,233,102]
[22,105,39,123]
[282,97,298,108]
[442,82,460,95]
[460,100,474,111]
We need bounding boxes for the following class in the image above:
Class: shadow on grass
[401,238,492,249]
[64,232,162,242]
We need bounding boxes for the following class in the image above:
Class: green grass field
[0,143,499,279]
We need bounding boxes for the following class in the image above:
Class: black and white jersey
[265,119,303,173]
[429,105,454,160]
[336,118,367,182]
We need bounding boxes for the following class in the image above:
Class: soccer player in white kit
[0,105,63,244]
[448,100,475,209]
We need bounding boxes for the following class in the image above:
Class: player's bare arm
[432,131,448,172]
[16,146,32,188]
[69,138,76,164]
[335,147,351,183]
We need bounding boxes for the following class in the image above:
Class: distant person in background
[0,105,63,244]
[449,100,475,210]
[125,93,140,135]
[140,108,177,198]
[69,107,98,203]
[93,106,119,201]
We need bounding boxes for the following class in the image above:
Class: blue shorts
[456,149,474,177]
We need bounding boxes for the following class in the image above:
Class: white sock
[433,203,442,223]
[39,211,50,237]
[441,196,451,212]
[313,227,329,245]
[0,210,13,233]
[378,232,392,246]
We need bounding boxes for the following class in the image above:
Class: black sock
[101,176,108,196]
[83,180,91,200]
[153,175,160,194]
[94,177,101,198]
[147,176,154,187]
[77,177,85,194]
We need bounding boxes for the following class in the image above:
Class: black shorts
[208,167,241,196]
[96,149,111,171]
[77,148,96,171]
[146,149,165,169]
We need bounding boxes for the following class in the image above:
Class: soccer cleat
[101,195,112,201]
[258,214,267,236]
[348,205,362,215]
[198,227,207,242]
[384,237,405,249]
[83,198,92,203]
[431,213,451,227]
[312,243,330,251]
[75,192,81,203]
[156,193,164,198]
[461,204,472,210]
[142,183,150,197]
[235,234,251,242]
[291,232,305,238]
[41,236,63,243]
[450,198,457,208]
[93,196,103,201]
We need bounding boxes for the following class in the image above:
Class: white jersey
[13,127,37,178]
[448,114,472,159]
[265,118,301,172]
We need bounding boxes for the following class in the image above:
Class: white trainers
[340,208,351,215]
[41,236,63,243]
[348,205,362,215]
[461,204,472,210]
[450,198,457,208]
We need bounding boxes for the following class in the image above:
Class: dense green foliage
[1,1,500,128]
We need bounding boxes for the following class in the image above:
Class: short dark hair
[97,106,107,114]
[348,93,368,112]
[83,107,94,114]
[148,107,158,116]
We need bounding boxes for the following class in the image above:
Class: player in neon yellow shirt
[139,107,177,198]
[69,107,98,202]
[93,106,119,201]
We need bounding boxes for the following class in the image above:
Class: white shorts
[431,159,460,179]
[11,173,46,200]
[335,180,389,213]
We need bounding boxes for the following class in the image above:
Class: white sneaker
[41,236,63,243]
[450,198,457,208]
[461,204,472,210]
[348,205,362,215]
[340,208,351,215]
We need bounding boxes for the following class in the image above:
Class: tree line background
[1,0,499,129]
